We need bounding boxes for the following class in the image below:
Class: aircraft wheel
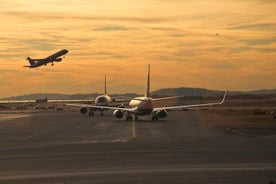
[89,112,94,116]
[152,116,158,121]
[126,116,133,121]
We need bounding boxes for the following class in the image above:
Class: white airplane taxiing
[67,64,227,121]
[24,49,68,68]
[79,76,114,116]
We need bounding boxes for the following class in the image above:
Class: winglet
[220,90,227,104]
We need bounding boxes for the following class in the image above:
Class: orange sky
[0,0,275,98]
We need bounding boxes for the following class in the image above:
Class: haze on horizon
[0,0,275,98]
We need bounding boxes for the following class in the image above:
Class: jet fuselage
[129,97,154,115]
[25,49,68,68]
[45,49,68,63]
[95,95,112,107]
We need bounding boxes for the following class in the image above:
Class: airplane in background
[24,49,68,68]
[67,64,226,121]
[79,76,117,116]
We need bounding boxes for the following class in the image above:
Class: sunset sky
[0,0,275,98]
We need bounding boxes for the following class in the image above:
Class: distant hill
[248,89,276,94]
[1,87,276,100]
[0,93,90,101]
[151,87,222,97]
[0,93,139,101]
[152,87,276,96]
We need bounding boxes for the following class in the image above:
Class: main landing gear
[151,116,158,121]
[125,113,138,121]
[88,111,104,116]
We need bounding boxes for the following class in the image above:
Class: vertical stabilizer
[26,57,35,65]
[104,75,106,95]
[146,64,150,97]
[104,75,107,95]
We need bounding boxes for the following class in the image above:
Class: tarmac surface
[0,110,275,184]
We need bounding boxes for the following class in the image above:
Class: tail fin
[104,75,107,95]
[145,64,150,97]
[26,57,35,65]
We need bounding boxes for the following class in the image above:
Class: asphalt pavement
[0,110,275,184]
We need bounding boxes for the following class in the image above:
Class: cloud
[93,25,129,31]
[84,51,128,59]
[227,23,276,30]
[242,37,276,45]
[1,11,61,21]
[1,11,176,23]
[247,0,276,4]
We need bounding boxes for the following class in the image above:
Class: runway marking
[132,114,136,139]
[1,164,276,181]
[225,128,250,136]
[0,114,30,122]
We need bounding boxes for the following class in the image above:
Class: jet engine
[113,110,124,119]
[80,107,87,114]
[156,109,167,118]
[54,58,62,62]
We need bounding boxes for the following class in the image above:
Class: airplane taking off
[67,64,227,121]
[80,76,114,116]
[24,49,68,68]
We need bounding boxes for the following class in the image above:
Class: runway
[0,110,275,183]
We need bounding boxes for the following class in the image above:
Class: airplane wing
[66,103,135,112]
[152,96,184,101]
[67,91,226,113]
[153,91,227,111]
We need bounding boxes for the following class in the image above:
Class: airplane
[24,49,68,68]
[67,64,227,121]
[79,76,114,116]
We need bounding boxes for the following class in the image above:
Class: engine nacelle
[113,110,124,119]
[80,107,87,114]
[156,109,167,118]
[54,58,62,62]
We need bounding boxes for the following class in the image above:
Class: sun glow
[0,0,275,97]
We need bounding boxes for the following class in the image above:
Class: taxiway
[0,110,275,183]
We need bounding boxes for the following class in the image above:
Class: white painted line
[226,128,249,136]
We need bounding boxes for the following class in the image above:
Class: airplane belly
[129,98,154,116]
[136,103,153,115]
[136,108,152,115]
